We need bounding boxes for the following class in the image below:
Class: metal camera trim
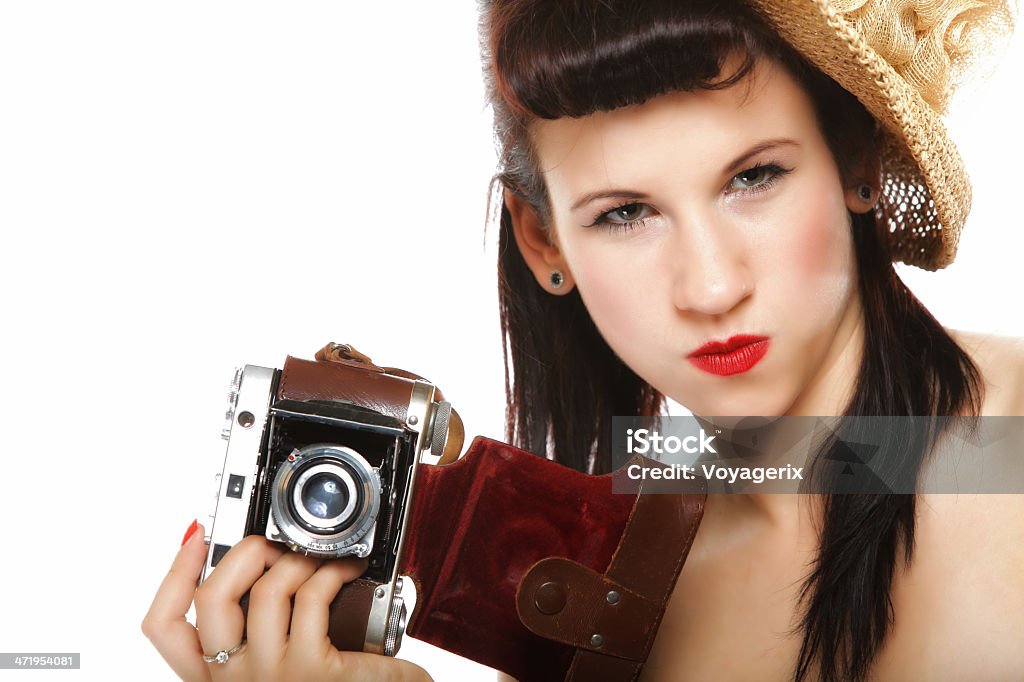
[202,364,277,582]
[363,379,435,656]
[269,444,381,558]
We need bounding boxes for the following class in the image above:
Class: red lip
[687,334,770,376]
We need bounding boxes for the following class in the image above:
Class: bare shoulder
[875,491,1024,677]
[948,329,1024,415]
[912,492,1024,618]
[921,330,1024,579]
[932,329,1024,538]
[875,331,1024,676]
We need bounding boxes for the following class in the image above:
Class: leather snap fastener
[534,581,568,615]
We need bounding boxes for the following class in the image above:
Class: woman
[144,0,1024,680]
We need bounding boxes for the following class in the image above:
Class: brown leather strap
[516,461,706,682]
[314,342,386,372]
[571,490,705,681]
[607,492,705,603]
[565,651,642,681]
[516,557,660,659]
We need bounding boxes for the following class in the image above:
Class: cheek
[566,244,658,341]
[772,188,855,301]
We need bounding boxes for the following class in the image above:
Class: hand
[143,523,433,681]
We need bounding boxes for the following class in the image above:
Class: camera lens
[289,462,362,532]
[301,472,349,520]
[270,444,381,558]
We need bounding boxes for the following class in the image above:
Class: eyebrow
[722,138,799,176]
[568,137,800,212]
[570,189,649,212]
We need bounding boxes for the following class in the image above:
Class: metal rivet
[606,590,620,605]
[590,634,604,648]
[408,415,419,425]
[374,587,386,599]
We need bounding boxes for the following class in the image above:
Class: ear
[844,153,883,214]
[505,189,575,295]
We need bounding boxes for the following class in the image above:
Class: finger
[245,552,322,665]
[194,535,285,659]
[142,521,213,682]
[288,558,368,657]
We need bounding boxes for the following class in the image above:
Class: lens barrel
[270,444,381,557]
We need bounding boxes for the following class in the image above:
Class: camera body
[201,346,457,656]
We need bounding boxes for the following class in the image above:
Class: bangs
[486,0,773,121]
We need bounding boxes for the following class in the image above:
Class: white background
[0,3,1021,680]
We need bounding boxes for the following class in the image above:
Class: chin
[672,385,795,419]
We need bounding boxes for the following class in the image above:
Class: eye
[729,163,792,194]
[607,203,649,222]
[586,202,654,230]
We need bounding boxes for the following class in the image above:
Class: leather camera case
[281,347,706,681]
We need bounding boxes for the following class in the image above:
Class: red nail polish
[181,519,199,546]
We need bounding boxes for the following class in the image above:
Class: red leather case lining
[400,437,637,682]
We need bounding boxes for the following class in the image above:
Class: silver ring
[202,641,245,664]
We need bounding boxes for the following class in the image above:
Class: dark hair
[481,1,983,680]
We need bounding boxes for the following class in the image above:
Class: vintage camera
[200,344,462,656]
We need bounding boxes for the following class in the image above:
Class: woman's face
[521,59,867,416]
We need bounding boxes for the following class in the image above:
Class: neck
[700,492,821,557]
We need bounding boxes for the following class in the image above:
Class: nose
[669,216,753,317]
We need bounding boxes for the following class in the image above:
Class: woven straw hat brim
[748,0,971,270]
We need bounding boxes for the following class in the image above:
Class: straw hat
[747,0,1013,270]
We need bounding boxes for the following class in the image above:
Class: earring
[549,270,564,289]
[858,184,875,203]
